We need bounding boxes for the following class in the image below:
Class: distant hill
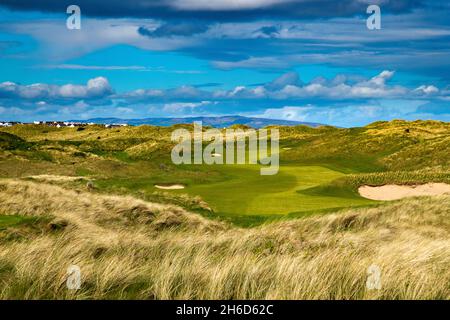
[69,116,325,128]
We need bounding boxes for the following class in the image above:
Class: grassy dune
[0,179,448,299]
[1,120,449,225]
[284,120,449,166]
[0,120,449,299]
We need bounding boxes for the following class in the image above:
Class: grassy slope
[279,120,450,170]
[0,120,449,226]
[0,179,448,299]
[0,121,449,299]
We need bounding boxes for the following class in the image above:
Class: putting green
[184,165,373,216]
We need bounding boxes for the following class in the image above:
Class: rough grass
[301,169,450,199]
[2,120,449,171]
[0,179,448,299]
[0,120,448,226]
[279,120,450,172]
[343,169,450,188]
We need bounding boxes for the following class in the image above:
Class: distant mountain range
[69,116,326,128]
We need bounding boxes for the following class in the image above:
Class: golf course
[1,120,449,225]
[0,120,449,299]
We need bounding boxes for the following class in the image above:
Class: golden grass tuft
[0,179,449,299]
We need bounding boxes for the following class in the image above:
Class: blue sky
[0,0,449,127]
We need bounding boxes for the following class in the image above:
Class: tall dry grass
[0,179,449,299]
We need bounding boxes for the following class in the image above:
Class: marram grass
[0,179,448,300]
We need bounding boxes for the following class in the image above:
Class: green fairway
[183,164,375,216]
[93,163,376,219]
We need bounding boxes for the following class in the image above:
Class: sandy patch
[28,175,88,182]
[359,183,450,201]
[154,184,185,190]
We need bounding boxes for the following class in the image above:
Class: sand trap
[27,175,88,182]
[154,184,185,190]
[359,183,450,201]
[282,147,292,150]
[212,153,222,157]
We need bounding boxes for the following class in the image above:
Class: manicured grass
[186,165,374,216]
[94,163,376,221]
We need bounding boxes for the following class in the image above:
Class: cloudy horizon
[0,0,449,127]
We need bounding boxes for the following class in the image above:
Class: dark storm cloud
[0,0,423,21]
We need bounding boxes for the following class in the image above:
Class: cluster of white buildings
[0,121,20,127]
[0,121,129,128]
[32,121,90,128]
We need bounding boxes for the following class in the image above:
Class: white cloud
[206,17,450,42]
[163,100,214,113]
[213,56,289,70]
[170,0,292,10]
[0,106,26,116]
[256,99,430,127]
[74,100,89,108]
[46,70,446,103]
[367,70,395,86]
[0,77,113,100]
[116,107,134,114]
[0,71,444,117]
[3,10,450,68]
[5,19,195,61]
[225,70,409,100]
[41,64,147,71]
[414,85,439,95]
[86,77,113,97]
[265,72,300,90]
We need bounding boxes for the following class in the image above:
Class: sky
[0,0,449,127]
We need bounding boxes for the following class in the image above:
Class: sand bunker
[28,175,87,182]
[212,153,222,157]
[359,183,450,201]
[154,184,185,190]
